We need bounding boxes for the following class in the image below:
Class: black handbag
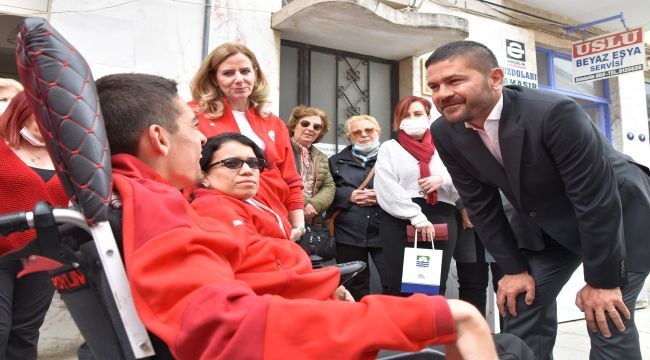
[297,224,336,261]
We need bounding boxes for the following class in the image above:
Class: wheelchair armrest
[335,260,366,286]
[377,347,445,359]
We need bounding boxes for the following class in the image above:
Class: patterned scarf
[398,129,437,205]
[292,138,314,198]
[351,143,379,167]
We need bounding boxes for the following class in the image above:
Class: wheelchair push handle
[0,211,32,237]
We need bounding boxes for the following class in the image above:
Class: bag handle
[413,226,419,248]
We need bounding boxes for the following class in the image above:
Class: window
[536,47,612,142]
[280,41,397,154]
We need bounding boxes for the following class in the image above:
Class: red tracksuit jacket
[112,154,456,360]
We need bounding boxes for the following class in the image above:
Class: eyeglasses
[350,128,377,137]
[206,157,266,170]
[299,120,323,131]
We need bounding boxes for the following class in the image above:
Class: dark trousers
[503,234,648,360]
[379,200,457,297]
[335,243,386,301]
[0,259,55,360]
[456,261,503,317]
[456,231,504,318]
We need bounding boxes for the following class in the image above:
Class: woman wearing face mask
[374,95,462,298]
[0,91,68,358]
[327,115,387,300]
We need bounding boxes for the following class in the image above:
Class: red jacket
[112,154,456,360]
[0,141,69,254]
[189,100,303,216]
[192,187,291,240]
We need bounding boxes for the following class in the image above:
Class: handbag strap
[326,166,375,235]
[358,166,375,190]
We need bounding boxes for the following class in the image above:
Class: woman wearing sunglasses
[286,105,335,234]
[190,132,353,301]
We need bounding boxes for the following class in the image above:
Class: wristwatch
[292,225,306,235]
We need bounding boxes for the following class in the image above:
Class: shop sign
[572,27,644,83]
[502,39,538,89]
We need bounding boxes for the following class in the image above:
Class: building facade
[1,0,648,325]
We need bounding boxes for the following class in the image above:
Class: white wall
[45,0,205,100]
[205,0,283,114]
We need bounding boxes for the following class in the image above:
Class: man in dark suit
[426,40,650,360]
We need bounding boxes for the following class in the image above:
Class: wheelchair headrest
[15,18,112,225]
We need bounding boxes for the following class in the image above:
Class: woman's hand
[333,285,355,302]
[413,220,435,242]
[304,203,317,220]
[418,175,443,195]
[350,189,377,206]
[289,229,303,242]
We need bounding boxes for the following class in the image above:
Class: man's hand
[333,285,355,302]
[497,272,535,317]
[575,284,629,338]
[445,300,498,360]
[459,208,473,229]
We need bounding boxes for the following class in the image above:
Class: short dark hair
[425,40,499,75]
[200,132,267,172]
[96,73,181,155]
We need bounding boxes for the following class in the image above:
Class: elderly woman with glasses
[286,105,335,231]
[190,132,353,301]
[327,115,387,300]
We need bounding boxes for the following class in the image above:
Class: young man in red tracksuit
[96,72,497,360]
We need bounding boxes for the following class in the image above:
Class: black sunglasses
[206,157,266,170]
[299,120,323,131]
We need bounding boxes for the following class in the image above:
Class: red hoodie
[112,154,456,360]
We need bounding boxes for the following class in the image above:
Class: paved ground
[37,287,649,359]
[37,295,83,360]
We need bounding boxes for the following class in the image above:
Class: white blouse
[375,139,459,225]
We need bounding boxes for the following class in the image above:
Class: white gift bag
[401,228,443,295]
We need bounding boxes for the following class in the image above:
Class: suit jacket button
[620,260,625,277]
[529,212,536,217]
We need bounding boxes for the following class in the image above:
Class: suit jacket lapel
[451,124,509,189]
[499,90,524,204]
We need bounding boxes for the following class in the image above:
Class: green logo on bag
[415,255,430,268]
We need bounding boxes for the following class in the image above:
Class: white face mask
[399,116,430,137]
[20,127,47,147]
[352,140,380,154]
[0,101,9,115]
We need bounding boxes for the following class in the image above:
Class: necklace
[30,154,42,165]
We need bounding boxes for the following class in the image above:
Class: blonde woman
[189,43,305,241]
